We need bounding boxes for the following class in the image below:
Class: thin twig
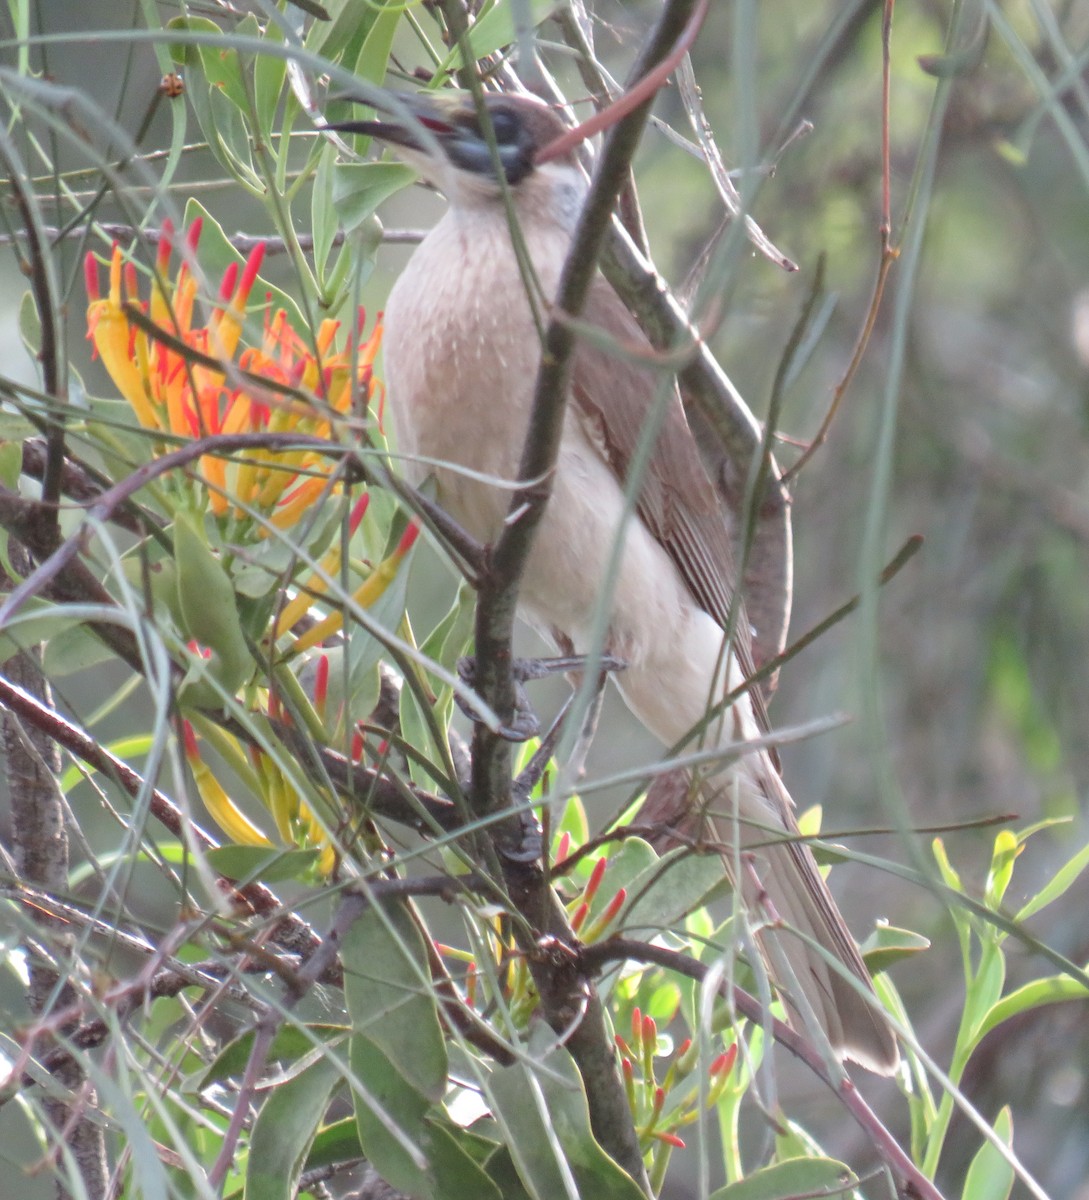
[0,222,427,253]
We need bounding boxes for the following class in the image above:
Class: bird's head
[328,91,585,228]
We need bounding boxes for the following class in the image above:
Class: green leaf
[253,19,287,137]
[984,829,1020,908]
[620,843,724,936]
[349,1033,431,1198]
[435,0,561,77]
[206,845,322,883]
[341,898,447,1102]
[0,603,104,660]
[486,1028,645,1200]
[425,1119,503,1200]
[398,681,450,791]
[244,1056,343,1200]
[973,974,1089,1046]
[1015,836,1089,922]
[183,199,307,333]
[708,1157,858,1200]
[0,439,22,501]
[354,0,401,85]
[195,78,260,186]
[166,15,221,66]
[420,577,475,727]
[932,838,963,892]
[174,508,254,689]
[0,409,38,444]
[196,13,256,112]
[59,735,152,793]
[333,161,417,233]
[859,924,932,973]
[312,142,338,284]
[961,1107,1014,1200]
[303,1116,362,1171]
[19,287,41,355]
[306,0,382,65]
[41,620,117,677]
[201,1024,347,1089]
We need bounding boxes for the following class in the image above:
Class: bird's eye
[487,108,520,145]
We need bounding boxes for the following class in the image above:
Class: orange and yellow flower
[85,220,383,528]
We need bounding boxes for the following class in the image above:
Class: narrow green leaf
[984,829,1020,908]
[196,13,257,112]
[961,1107,1014,1200]
[1015,836,1089,922]
[708,1157,858,1200]
[932,838,963,891]
[182,199,307,331]
[18,288,41,356]
[425,1119,503,1200]
[42,620,119,677]
[244,1056,342,1200]
[306,0,380,64]
[166,15,220,67]
[436,0,560,76]
[185,63,258,186]
[397,682,448,791]
[253,19,287,137]
[973,974,1089,1046]
[59,735,153,792]
[0,409,38,443]
[354,0,401,85]
[0,604,101,660]
[311,142,338,284]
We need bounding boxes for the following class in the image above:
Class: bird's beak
[323,91,459,157]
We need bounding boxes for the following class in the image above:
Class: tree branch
[442,0,709,1189]
[1,544,108,1200]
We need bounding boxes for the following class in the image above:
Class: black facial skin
[444,105,535,185]
[327,99,537,185]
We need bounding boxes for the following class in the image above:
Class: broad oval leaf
[244,1056,343,1200]
[341,897,447,1102]
[709,1157,857,1200]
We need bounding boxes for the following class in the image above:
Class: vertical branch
[440,0,707,1189]
[2,543,108,1200]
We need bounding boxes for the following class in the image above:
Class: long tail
[641,763,899,1075]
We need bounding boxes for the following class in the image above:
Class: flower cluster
[84,223,416,872]
[84,220,383,533]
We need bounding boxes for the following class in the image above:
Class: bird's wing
[570,279,770,721]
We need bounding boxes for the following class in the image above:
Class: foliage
[0,3,1086,1200]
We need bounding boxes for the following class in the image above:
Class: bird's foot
[455,653,626,742]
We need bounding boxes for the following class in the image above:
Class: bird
[331,89,899,1075]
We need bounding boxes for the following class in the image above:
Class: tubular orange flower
[185,720,340,875]
[286,520,420,654]
[85,223,383,528]
[183,720,272,848]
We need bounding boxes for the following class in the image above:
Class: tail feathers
[751,839,899,1075]
[640,764,899,1075]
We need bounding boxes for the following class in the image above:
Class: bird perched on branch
[334,89,898,1075]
